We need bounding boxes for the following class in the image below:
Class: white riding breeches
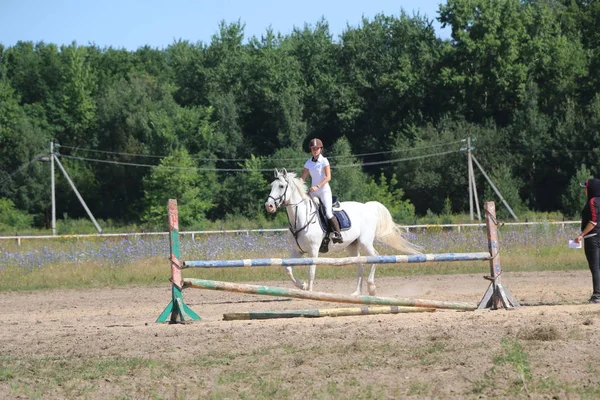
[310,184,334,219]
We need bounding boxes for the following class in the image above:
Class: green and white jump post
[155,200,201,323]
[157,200,519,323]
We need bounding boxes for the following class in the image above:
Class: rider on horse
[300,138,343,243]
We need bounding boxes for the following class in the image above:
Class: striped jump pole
[156,200,201,323]
[182,252,491,269]
[182,279,477,311]
[223,306,436,321]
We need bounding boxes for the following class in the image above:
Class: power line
[337,149,464,167]
[59,154,249,172]
[0,151,48,188]
[334,140,465,159]
[59,149,463,172]
[59,145,170,159]
[58,139,466,162]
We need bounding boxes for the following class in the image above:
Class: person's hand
[575,234,583,244]
[310,185,318,193]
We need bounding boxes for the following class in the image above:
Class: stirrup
[332,232,343,244]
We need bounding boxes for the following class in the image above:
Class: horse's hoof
[300,282,308,290]
[368,284,377,296]
[351,291,361,296]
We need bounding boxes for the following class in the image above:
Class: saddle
[314,196,351,253]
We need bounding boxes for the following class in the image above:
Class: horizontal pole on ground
[223,305,436,320]
[183,252,491,269]
[182,278,477,311]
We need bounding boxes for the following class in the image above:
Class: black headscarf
[584,178,600,199]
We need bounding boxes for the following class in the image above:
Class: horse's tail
[369,201,422,255]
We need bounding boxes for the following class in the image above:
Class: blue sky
[1,0,449,51]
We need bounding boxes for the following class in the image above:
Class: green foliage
[328,136,370,202]
[562,165,593,219]
[391,120,473,215]
[0,198,33,230]
[245,31,307,151]
[364,173,415,223]
[55,216,104,235]
[441,198,454,224]
[216,155,270,220]
[442,198,452,216]
[141,149,215,228]
[0,78,51,217]
[263,147,305,173]
[336,11,442,150]
[57,43,97,145]
[483,163,527,220]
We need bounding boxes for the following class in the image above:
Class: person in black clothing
[574,178,600,303]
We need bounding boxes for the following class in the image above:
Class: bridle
[270,175,318,253]
[268,177,289,209]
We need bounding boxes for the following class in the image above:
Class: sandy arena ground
[2,270,600,398]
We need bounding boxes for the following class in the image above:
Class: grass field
[0,223,587,292]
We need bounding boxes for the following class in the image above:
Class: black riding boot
[329,216,343,243]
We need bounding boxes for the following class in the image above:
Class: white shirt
[304,154,330,186]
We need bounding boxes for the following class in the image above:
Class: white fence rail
[0,221,580,246]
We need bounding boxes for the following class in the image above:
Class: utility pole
[467,138,473,220]
[471,165,481,220]
[471,155,519,221]
[50,141,56,236]
[464,138,481,221]
[48,141,103,234]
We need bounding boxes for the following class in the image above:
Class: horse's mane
[282,172,309,200]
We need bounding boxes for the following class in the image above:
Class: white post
[50,141,56,236]
[467,137,474,220]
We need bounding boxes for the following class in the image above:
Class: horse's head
[265,168,307,213]
[265,169,290,213]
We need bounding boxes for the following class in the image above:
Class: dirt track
[2,270,600,399]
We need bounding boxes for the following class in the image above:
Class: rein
[273,176,318,254]
[287,198,317,253]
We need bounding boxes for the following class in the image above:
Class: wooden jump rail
[157,200,519,323]
[182,278,477,311]
[223,306,436,321]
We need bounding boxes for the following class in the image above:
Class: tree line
[1,0,599,231]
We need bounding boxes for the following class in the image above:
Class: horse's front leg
[283,266,307,290]
[306,249,319,292]
[284,248,307,290]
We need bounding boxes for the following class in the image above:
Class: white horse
[264,168,420,295]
